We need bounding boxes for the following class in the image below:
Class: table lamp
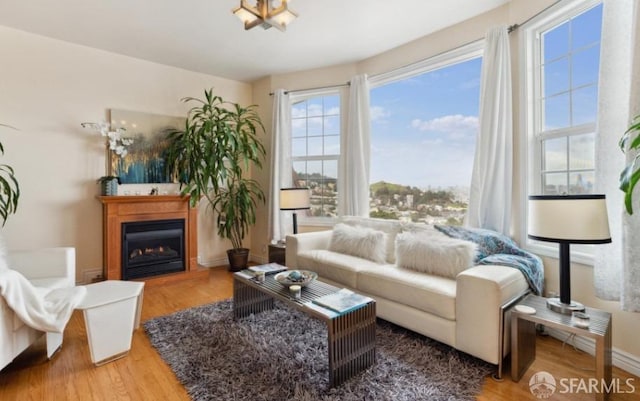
[280,187,311,234]
[528,194,611,314]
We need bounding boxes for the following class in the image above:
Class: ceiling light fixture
[233,0,298,31]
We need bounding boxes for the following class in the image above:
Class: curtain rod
[269,82,350,96]
[269,1,560,95]
[369,1,560,81]
[511,0,562,32]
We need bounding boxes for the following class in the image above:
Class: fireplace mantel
[98,195,201,283]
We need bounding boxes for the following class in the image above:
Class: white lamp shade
[280,187,311,210]
[528,195,611,243]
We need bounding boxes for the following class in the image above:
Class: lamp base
[546,297,585,315]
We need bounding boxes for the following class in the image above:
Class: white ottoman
[77,280,145,365]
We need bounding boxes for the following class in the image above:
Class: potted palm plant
[0,124,19,225]
[619,114,640,214]
[165,89,266,271]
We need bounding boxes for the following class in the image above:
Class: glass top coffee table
[233,268,376,387]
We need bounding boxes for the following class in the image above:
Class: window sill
[298,217,338,228]
[524,242,595,267]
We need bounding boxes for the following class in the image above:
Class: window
[369,42,483,224]
[535,2,602,196]
[529,2,602,195]
[290,91,341,219]
[522,0,603,261]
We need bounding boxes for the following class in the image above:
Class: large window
[523,0,603,260]
[369,43,483,225]
[290,92,341,218]
[530,1,602,196]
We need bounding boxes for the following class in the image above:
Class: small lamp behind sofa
[280,187,310,234]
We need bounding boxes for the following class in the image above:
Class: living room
[1,0,639,400]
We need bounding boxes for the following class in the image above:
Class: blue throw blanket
[434,225,544,295]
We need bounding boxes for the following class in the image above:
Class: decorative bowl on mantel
[274,270,317,287]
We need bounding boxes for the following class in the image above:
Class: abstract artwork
[109,109,184,184]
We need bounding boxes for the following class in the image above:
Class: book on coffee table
[248,263,287,275]
[312,288,373,314]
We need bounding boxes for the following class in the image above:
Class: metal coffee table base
[234,277,376,387]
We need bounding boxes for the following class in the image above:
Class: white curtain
[466,25,512,236]
[338,74,371,217]
[594,0,640,311]
[268,89,292,243]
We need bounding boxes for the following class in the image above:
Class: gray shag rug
[144,299,492,401]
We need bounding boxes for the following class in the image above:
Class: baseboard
[81,268,104,284]
[546,327,640,377]
[251,255,269,265]
[197,256,229,268]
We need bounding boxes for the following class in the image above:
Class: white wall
[0,26,252,279]
[250,0,640,366]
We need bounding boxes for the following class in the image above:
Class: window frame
[368,41,484,88]
[519,0,603,265]
[289,87,345,226]
[367,40,484,223]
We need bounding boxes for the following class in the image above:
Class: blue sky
[370,57,482,189]
[369,2,602,191]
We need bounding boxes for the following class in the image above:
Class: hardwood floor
[1,267,637,400]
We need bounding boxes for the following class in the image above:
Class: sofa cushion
[357,265,457,321]
[400,221,441,234]
[340,216,403,264]
[329,223,387,264]
[296,250,387,288]
[395,231,477,279]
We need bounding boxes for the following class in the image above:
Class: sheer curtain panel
[338,74,371,217]
[467,25,512,236]
[268,89,292,242]
[594,0,640,311]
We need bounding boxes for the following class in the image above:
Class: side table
[77,280,145,365]
[268,243,286,265]
[511,294,612,401]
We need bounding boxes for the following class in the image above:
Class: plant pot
[100,178,119,196]
[227,248,249,272]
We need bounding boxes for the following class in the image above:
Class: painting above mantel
[109,109,184,184]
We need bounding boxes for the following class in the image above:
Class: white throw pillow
[329,223,387,264]
[395,231,477,278]
[340,216,402,263]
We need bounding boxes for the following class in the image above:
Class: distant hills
[370,181,410,194]
[370,181,464,205]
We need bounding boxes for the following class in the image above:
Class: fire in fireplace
[121,219,185,280]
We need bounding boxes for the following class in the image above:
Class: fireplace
[99,195,200,283]
[121,219,185,280]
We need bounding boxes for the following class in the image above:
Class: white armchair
[0,247,77,371]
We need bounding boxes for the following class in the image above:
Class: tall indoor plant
[619,114,640,214]
[0,124,20,225]
[165,89,266,271]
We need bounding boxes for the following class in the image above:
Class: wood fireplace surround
[98,195,200,282]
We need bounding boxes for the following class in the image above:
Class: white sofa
[286,217,530,370]
[0,247,76,371]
